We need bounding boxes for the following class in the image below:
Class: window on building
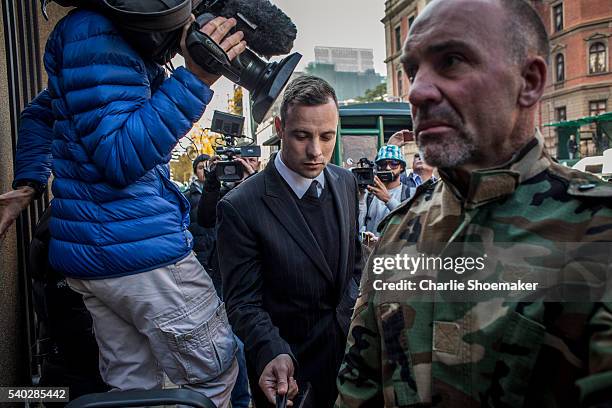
[553,3,563,32]
[555,53,565,82]
[395,25,402,52]
[589,42,607,74]
[556,106,567,122]
[589,100,607,116]
[408,15,415,29]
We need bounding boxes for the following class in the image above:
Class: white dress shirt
[275,152,326,199]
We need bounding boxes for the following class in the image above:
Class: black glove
[204,165,221,192]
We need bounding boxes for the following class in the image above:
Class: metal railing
[2,0,48,384]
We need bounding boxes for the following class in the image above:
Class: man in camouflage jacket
[335,0,612,407]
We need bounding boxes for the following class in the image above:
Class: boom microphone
[45,0,302,123]
[188,0,302,123]
[208,0,297,59]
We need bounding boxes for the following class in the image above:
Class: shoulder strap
[364,192,375,225]
[400,182,410,202]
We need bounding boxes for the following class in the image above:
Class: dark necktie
[304,180,320,199]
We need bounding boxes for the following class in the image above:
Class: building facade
[305,62,385,102]
[539,0,611,159]
[314,46,375,73]
[382,0,611,160]
[381,0,430,102]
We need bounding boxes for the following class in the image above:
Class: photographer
[359,145,410,240]
[198,156,259,231]
[197,154,258,408]
[186,154,216,271]
[197,154,260,284]
[0,4,245,405]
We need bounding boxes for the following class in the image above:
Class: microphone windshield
[217,0,297,59]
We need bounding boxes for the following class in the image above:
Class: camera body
[45,0,302,124]
[215,146,262,182]
[377,171,394,183]
[351,158,394,188]
[211,110,261,182]
[185,3,301,123]
[352,167,375,188]
[351,157,375,188]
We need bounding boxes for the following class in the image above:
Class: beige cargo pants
[68,252,238,408]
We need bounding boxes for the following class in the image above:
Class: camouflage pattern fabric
[336,136,612,407]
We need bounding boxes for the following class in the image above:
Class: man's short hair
[499,0,550,64]
[279,75,338,125]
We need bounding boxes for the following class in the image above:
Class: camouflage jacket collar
[439,135,550,210]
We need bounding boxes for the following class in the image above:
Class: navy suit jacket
[217,156,362,405]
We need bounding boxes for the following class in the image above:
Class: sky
[269,0,388,75]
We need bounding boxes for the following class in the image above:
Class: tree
[169,125,221,184]
[169,85,245,184]
[229,85,243,116]
[170,145,196,185]
[355,82,387,103]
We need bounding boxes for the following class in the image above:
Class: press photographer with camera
[358,145,411,243]
[197,110,261,255]
[185,154,216,275]
[196,152,258,408]
[0,1,269,405]
[195,115,262,408]
[0,0,303,403]
[197,152,260,292]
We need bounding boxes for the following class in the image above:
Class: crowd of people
[0,0,611,407]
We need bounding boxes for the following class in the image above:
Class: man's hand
[361,231,379,247]
[180,15,247,86]
[358,186,367,199]
[0,186,36,242]
[204,165,221,192]
[388,130,414,147]
[259,354,299,406]
[236,157,257,176]
[367,176,391,203]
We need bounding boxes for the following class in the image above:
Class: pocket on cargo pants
[152,292,238,384]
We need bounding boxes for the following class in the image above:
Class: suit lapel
[262,158,335,284]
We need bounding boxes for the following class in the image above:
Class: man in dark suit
[217,75,362,408]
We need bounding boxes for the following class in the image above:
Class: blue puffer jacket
[14,9,213,279]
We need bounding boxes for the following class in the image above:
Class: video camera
[41,0,301,124]
[211,110,261,182]
[351,157,394,188]
[186,0,301,124]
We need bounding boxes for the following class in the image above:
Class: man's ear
[274,116,284,139]
[518,56,547,108]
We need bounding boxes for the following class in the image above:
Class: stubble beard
[417,131,478,169]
